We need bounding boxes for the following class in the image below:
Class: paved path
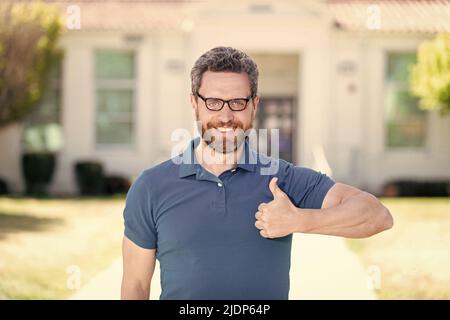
[69,234,376,300]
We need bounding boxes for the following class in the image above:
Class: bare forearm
[294,192,393,238]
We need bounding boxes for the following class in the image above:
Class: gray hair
[190,46,259,97]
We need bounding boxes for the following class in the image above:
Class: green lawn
[0,196,125,299]
[346,197,450,299]
[2,196,449,299]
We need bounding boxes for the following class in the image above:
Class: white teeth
[217,127,233,132]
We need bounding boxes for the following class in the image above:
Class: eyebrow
[197,92,251,99]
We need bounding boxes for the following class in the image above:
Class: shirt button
[217,182,223,187]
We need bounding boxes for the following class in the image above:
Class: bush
[383,180,450,197]
[410,33,450,116]
[74,161,105,195]
[0,177,9,195]
[21,152,56,196]
[104,175,131,195]
[0,2,63,128]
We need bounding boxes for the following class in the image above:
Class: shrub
[0,176,9,195]
[21,152,56,196]
[74,161,105,195]
[104,175,131,195]
[383,180,449,197]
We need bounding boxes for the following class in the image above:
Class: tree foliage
[410,33,450,116]
[0,1,63,128]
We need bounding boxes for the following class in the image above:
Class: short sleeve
[123,172,157,249]
[280,161,336,209]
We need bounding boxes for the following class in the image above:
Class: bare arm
[297,183,394,238]
[121,235,156,300]
[255,179,393,239]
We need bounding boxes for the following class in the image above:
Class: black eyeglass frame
[195,92,254,111]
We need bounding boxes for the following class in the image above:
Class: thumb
[269,177,285,199]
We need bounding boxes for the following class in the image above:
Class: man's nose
[217,102,234,122]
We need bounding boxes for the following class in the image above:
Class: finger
[269,177,279,197]
[257,203,268,212]
[269,177,286,199]
[260,229,269,238]
[256,211,267,222]
[254,220,265,230]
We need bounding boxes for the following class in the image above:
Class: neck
[195,139,245,177]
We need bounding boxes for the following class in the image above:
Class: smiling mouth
[215,127,234,133]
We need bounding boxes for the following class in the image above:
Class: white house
[0,0,449,195]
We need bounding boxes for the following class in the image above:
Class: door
[255,96,296,163]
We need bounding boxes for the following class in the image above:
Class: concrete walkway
[69,234,376,300]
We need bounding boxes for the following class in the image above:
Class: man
[121,47,393,300]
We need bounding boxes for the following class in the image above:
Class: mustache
[205,120,245,130]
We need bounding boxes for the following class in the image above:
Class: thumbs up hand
[255,177,299,239]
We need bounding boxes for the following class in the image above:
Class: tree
[409,33,450,116]
[0,1,63,128]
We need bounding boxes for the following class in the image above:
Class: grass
[0,196,125,299]
[2,196,448,299]
[346,197,450,299]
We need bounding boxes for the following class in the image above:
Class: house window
[23,64,63,152]
[95,50,135,146]
[384,52,427,148]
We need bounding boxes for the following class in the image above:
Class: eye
[206,98,222,108]
[230,99,247,108]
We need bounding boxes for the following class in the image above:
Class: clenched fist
[254,177,299,239]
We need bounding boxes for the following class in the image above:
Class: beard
[195,109,254,154]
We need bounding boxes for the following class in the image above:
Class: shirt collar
[178,137,257,179]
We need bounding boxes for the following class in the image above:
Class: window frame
[94,48,137,149]
[383,50,429,152]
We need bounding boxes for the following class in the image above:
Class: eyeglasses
[196,92,253,111]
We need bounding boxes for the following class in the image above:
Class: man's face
[190,71,259,153]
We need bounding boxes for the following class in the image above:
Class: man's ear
[252,95,260,112]
[190,93,198,117]
[190,93,197,107]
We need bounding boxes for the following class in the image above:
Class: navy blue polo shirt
[123,138,335,300]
